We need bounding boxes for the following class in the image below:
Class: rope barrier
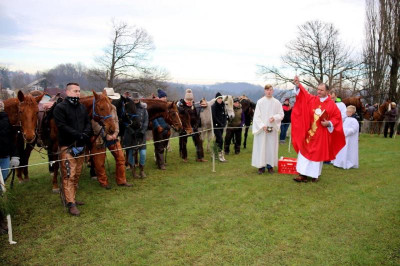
[1,122,399,173]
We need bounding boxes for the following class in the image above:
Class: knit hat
[233,97,240,102]
[0,100,4,112]
[184,89,194,101]
[215,92,223,99]
[157,89,167,98]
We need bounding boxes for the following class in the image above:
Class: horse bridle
[121,101,139,127]
[92,98,112,123]
[167,108,182,131]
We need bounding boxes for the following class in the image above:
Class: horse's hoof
[52,188,60,193]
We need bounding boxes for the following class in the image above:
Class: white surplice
[336,102,347,120]
[251,96,284,168]
[332,116,359,169]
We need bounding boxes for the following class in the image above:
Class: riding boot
[139,164,147,178]
[158,153,166,170]
[131,165,139,178]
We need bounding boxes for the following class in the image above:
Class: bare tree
[380,0,400,102]
[363,0,390,104]
[259,20,361,92]
[92,20,168,95]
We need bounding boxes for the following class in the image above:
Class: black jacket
[122,102,148,150]
[211,101,227,128]
[53,98,92,147]
[0,112,17,158]
[178,99,201,131]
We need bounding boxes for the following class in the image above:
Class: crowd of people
[0,78,398,221]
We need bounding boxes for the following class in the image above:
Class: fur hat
[0,99,4,112]
[157,89,167,98]
[131,92,140,100]
[184,89,194,101]
[215,92,223,99]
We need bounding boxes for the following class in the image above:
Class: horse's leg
[243,127,249,149]
[16,136,25,183]
[22,143,35,181]
[49,143,60,193]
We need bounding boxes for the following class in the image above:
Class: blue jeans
[153,117,169,130]
[280,123,290,141]
[0,157,10,183]
[126,148,146,166]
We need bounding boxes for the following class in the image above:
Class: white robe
[251,96,284,168]
[336,102,347,120]
[333,116,359,169]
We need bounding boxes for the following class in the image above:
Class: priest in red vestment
[291,76,345,182]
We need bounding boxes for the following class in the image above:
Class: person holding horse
[212,92,228,162]
[151,88,172,170]
[251,85,284,174]
[53,82,92,216]
[178,89,207,163]
[91,88,132,189]
[280,98,292,144]
[384,102,397,138]
[224,97,244,155]
[0,99,20,184]
[123,92,148,178]
[291,76,345,183]
[332,105,359,169]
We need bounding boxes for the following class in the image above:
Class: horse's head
[166,101,183,132]
[92,90,116,135]
[123,98,141,130]
[178,106,193,134]
[17,90,44,143]
[224,95,235,120]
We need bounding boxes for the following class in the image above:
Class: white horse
[197,95,235,152]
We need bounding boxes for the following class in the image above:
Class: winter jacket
[211,101,227,128]
[385,108,398,122]
[282,104,292,123]
[53,98,92,147]
[122,102,148,150]
[228,106,244,127]
[178,99,201,130]
[0,112,17,158]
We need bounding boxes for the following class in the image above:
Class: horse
[366,102,390,135]
[342,96,365,133]
[3,91,44,183]
[197,95,235,152]
[21,90,116,192]
[239,97,256,149]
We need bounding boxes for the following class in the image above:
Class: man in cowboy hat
[91,88,132,189]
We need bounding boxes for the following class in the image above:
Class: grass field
[1,133,400,265]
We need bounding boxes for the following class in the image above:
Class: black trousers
[224,128,242,153]
[384,121,395,138]
[153,129,169,167]
[179,130,204,159]
[214,128,224,151]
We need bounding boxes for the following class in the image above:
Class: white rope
[2,121,398,172]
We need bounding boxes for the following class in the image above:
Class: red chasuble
[291,83,345,161]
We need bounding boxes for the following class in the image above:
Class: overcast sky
[0,0,365,85]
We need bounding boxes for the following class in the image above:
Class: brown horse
[141,99,191,133]
[20,90,116,191]
[4,91,44,182]
[4,91,44,143]
[367,102,390,135]
[342,96,366,115]
[239,97,256,149]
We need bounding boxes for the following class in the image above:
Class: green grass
[1,133,400,265]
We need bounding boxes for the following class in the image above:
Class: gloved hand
[10,157,20,168]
